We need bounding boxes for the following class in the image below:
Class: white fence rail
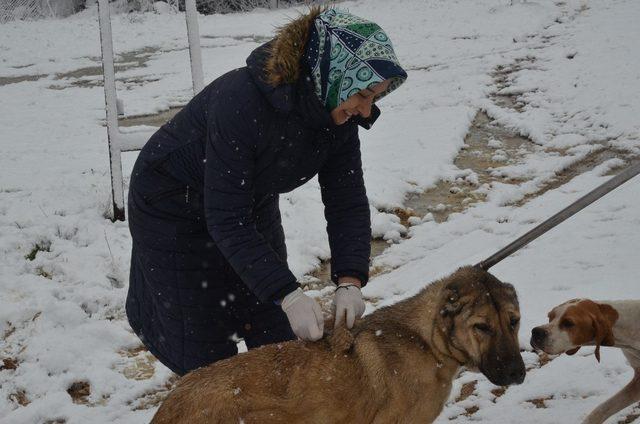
[98,0,204,221]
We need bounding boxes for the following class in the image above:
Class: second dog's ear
[592,312,616,363]
[566,347,580,356]
[588,302,618,362]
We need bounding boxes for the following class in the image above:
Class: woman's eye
[474,323,492,334]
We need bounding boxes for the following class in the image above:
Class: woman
[126,7,407,376]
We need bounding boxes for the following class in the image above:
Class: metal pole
[477,161,640,270]
[185,0,204,94]
[98,0,125,221]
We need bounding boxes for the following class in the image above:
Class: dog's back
[152,327,359,424]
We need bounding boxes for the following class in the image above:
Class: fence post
[98,0,126,221]
[99,0,205,221]
[185,0,204,94]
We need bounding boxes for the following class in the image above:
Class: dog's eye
[510,317,520,329]
[473,323,493,335]
[560,319,574,329]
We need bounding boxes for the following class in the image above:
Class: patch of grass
[67,381,91,404]
[130,376,179,411]
[464,405,480,416]
[0,357,18,371]
[619,408,640,424]
[3,323,16,340]
[491,387,506,401]
[456,380,478,403]
[24,241,51,261]
[35,267,53,279]
[9,389,29,406]
[527,396,553,409]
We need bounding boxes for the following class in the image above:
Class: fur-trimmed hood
[264,6,324,86]
[245,7,324,118]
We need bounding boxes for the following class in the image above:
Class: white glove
[333,284,366,329]
[280,288,324,341]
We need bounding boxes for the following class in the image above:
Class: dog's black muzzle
[481,352,526,386]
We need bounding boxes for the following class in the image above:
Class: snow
[1,0,640,423]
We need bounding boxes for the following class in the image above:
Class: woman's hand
[333,277,365,328]
[280,288,324,341]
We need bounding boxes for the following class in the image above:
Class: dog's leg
[582,368,640,424]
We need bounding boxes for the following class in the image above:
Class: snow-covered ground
[1,0,639,422]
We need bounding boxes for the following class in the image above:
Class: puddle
[406,111,535,222]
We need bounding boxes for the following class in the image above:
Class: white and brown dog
[531,299,640,424]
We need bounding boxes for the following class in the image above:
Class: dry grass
[527,396,553,409]
[1,357,18,371]
[455,380,478,403]
[67,381,91,404]
[9,389,29,406]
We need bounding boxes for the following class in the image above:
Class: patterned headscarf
[304,9,407,111]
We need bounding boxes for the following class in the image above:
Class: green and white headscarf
[304,9,407,111]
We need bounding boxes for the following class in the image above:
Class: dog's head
[530,299,618,362]
[438,266,525,386]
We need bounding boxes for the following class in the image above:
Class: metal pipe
[477,161,640,270]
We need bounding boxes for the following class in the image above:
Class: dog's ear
[591,307,617,363]
[441,288,462,316]
[575,302,617,363]
[565,347,580,356]
[597,303,619,328]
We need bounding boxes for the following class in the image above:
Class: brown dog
[152,266,525,424]
[531,299,640,424]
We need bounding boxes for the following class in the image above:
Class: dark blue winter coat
[131,41,375,301]
[126,39,377,372]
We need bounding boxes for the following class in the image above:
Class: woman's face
[330,80,391,125]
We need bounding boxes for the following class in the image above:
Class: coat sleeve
[318,125,372,286]
[204,95,299,304]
